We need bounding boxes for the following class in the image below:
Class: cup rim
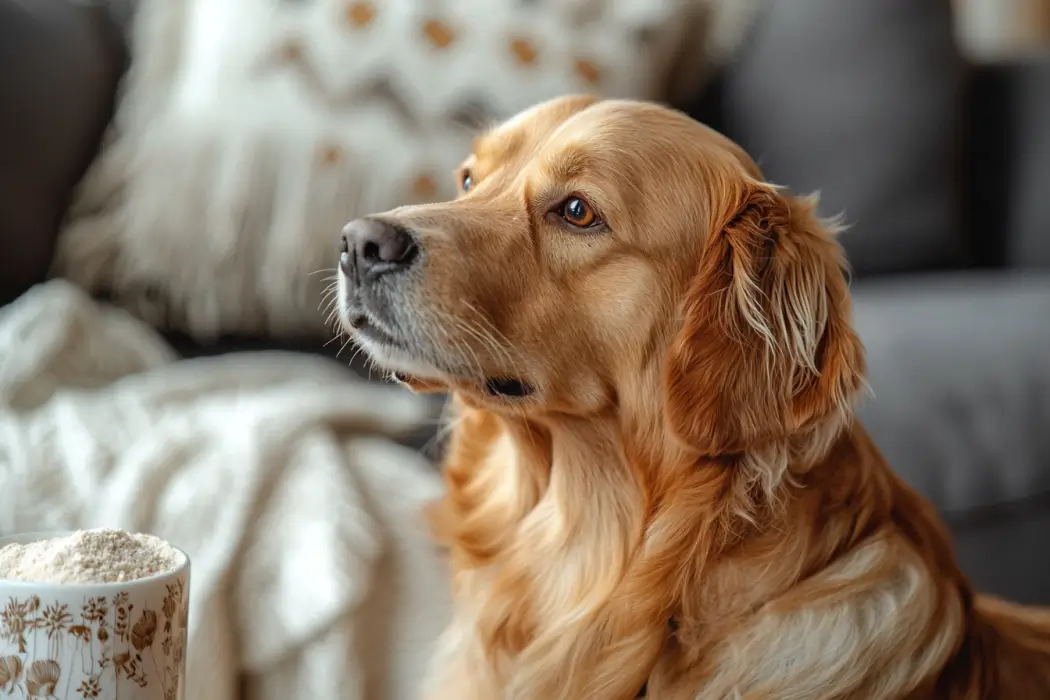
[0,529,191,590]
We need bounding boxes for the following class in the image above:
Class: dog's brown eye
[461,169,474,192]
[560,196,599,228]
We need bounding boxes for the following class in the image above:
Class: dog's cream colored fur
[338,96,1050,699]
[53,0,758,340]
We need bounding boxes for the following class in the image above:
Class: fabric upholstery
[718,0,965,276]
[0,0,125,305]
[952,504,1050,606]
[1003,56,1050,269]
[853,272,1050,517]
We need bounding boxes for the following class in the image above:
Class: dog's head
[337,96,865,456]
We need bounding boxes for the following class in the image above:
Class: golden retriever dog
[335,95,1050,699]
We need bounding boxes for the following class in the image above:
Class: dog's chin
[349,332,449,390]
[390,372,449,393]
[339,305,535,401]
[355,335,535,401]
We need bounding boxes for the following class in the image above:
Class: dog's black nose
[341,218,419,279]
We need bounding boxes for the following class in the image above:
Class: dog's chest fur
[424,407,664,698]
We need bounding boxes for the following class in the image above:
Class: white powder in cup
[0,529,183,584]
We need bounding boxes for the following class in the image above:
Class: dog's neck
[435,372,834,598]
[434,403,643,565]
[435,364,853,571]
[430,400,672,695]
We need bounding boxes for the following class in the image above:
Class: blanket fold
[0,280,451,700]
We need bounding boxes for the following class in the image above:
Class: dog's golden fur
[337,96,1050,699]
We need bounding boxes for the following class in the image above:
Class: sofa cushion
[852,272,1050,517]
[0,0,126,305]
[718,0,965,276]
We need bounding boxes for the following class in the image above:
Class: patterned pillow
[54,0,757,340]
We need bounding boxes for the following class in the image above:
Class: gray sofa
[2,0,1048,604]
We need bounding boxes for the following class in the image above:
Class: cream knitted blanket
[0,280,451,700]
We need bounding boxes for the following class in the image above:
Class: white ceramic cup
[0,532,190,700]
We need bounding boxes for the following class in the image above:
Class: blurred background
[1,0,1048,635]
[957,0,1050,58]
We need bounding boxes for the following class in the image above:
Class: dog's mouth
[343,310,442,379]
[348,313,401,349]
[484,377,534,398]
[343,309,534,400]
[389,372,533,399]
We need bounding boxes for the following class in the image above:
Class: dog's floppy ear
[664,184,866,456]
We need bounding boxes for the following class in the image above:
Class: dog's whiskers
[457,301,527,381]
[424,313,485,382]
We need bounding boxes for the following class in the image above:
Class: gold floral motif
[81,597,108,625]
[26,659,60,696]
[0,655,23,692]
[77,674,102,698]
[69,625,92,644]
[0,578,188,698]
[131,610,157,651]
[0,599,31,653]
[40,603,73,660]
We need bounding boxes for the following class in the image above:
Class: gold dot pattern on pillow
[509,37,539,66]
[422,19,457,50]
[411,174,438,200]
[280,39,304,62]
[319,144,343,166]
[250,3,702,217]
[346,2,375,29]
[574,58,603,85]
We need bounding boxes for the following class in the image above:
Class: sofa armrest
[0,0,127,306]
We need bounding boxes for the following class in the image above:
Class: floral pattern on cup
[0,576,188,699]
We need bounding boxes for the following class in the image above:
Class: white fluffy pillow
[54,0,757,340]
